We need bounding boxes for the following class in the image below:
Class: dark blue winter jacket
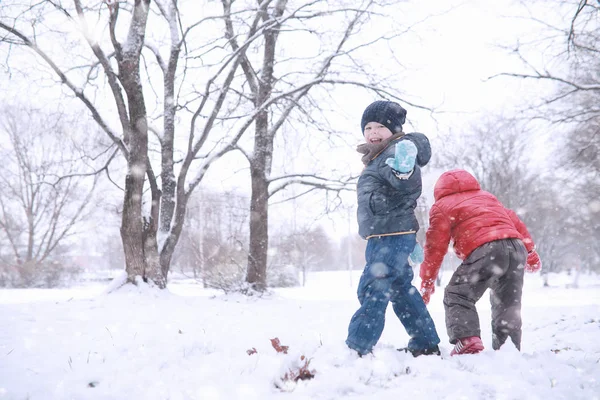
[356,132,431,239]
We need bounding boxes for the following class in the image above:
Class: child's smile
[363,121,393,144]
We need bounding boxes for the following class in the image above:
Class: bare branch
[52,147,119,184]
[491,71,600,92]
[268,174,357,197]
[73,0,131,145]
[0,21,129,157]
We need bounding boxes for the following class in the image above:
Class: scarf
[356,132,405,166]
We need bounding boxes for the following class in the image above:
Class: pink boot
[451,336,484,356]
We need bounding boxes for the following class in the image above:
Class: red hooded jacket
[420,169,534,282]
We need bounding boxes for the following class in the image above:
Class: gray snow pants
[444,238,527,350]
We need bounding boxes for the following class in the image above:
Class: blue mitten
[385,140,418,173]
[408,243,424,267]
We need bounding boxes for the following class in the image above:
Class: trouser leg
[347,234,440,354]
[346,237,396,354]
[490,239,526,350]
[444,240,510,344]
[390,265,440,351]
[346,269,393,355]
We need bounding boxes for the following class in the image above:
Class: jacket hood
[404,132,431,167]
[433,169,481,201]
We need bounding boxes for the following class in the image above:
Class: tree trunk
[121,171,146,282]
[159,177,189,279]
[119,83,152,285]
[118,0,161,287]
[244,1,285,291]
[158,13,180,238]
[143,217,166,288]
[247,154,270,291]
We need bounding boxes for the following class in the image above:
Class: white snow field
[0,271,598,400]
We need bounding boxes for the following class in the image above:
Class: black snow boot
[397,345,441,357]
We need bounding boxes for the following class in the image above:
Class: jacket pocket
[369,192,388,215]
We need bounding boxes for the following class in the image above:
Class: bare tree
[496,0,600,273]
[221,0,429,290]
[561,117,600,273]
[434,116,575,279]
[0,105,97,284]
[174,190,249,282]
[0,0,297,288]
[272,225,334,285]
[1,0,433,292]
[434,116,537,209]
[496,1,599,120]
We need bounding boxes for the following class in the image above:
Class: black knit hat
[360,100,407,135]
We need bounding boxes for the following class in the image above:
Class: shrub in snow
[201,262,299,293]
[0,260,81,288]
[267,264,300,288]
[202,263,247,293]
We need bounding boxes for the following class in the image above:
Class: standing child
[419,169,542,355]
[346,100,441,357]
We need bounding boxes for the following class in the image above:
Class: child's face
[363,122,393,144]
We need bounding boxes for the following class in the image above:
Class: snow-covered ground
[0,271,598,400]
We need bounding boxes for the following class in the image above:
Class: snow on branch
[120,0,150,58]
[144,42,167,72]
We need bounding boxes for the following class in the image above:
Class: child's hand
[408,243,424,267]
[420,278,435,305]
[525,250,542,273]
[385,140,417,173]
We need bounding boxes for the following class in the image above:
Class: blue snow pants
[346,234,440,355]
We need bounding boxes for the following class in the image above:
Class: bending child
[419,169,542,355]
[346,100,441,357]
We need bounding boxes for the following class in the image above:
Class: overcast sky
[353,0,562,135]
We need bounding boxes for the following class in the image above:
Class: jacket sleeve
[404,132,431,167]
[379,163,422,194]
[420,203,451,281]
[505,208,535,252]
